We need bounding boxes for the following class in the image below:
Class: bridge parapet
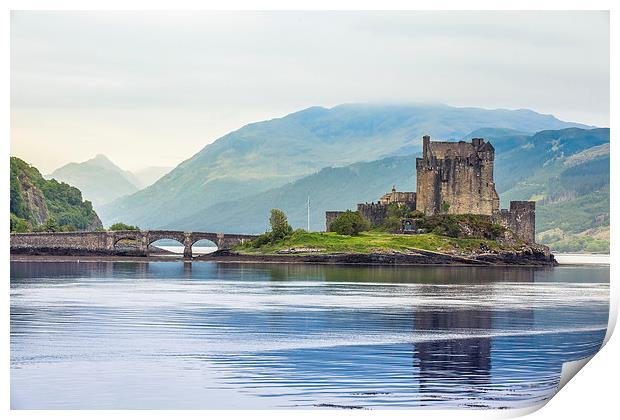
[10,230,258,258]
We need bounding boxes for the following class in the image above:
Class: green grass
[235,230,516,256]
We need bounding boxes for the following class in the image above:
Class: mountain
[132,166,172,189]
[99,103,590,227]
[49,154,140,207]
[169,155,418,233]
[168,127,609,253]
[494,128,609,194]
[497,129,610,253]
[10,157,103,232]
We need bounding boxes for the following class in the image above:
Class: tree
[269,209,292,240]
[441,201,451,213]
[329,211,370,236]
[10,214,31,233]
[109,222,140,231]
[43,217,59,232]
[381,216,402,233]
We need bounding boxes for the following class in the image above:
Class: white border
[2,2,617,420]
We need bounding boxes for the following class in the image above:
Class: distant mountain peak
[92,153,110,161]
[48,154,140,208]
[86,154,122,171]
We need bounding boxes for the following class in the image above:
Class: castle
[325,135,536,244]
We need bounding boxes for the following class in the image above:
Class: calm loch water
[10,261,609,409]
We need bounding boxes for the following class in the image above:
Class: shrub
[381,215,402,233]
[42,217,60,232]
[59,224,77,232]
[10,214,31,233]
[250,232,273,248]
[489,223,506,238]
[329,211,370,236]
[109,222,140,231]
[408,210,425,219]
[418,214,506,240]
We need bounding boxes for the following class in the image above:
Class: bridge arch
[110,231,145,254]
[191,238,218,255]
[148,238,185,255]
[146,230,187,246]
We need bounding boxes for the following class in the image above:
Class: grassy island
[234,230,518,256]
[233,209,528,258]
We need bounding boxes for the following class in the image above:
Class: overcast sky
[11,11,609,173]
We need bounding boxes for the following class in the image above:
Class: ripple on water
[10,262,609,409]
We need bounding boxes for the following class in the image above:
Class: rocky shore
[198,246,557,266]
[11,244,557,266]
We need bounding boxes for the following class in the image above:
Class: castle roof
[423,137,494,160]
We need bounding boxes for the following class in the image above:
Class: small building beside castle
[325,135,537,244]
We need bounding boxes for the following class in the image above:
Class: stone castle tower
[415,135,500,216]
[326,135,536,244]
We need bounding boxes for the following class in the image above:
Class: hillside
[499,139,610,253]
[494,128,609,194]
[10,157,103,232]
[168,128,609,253]
[99,103,589,227]
[132,166,172,189]
[169,155,417,233]
[49,154,140,207]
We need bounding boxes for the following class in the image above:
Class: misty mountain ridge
[132,166,173,189]
[99,103,590,228]
[165,127,608,253]
[48,155,170,208]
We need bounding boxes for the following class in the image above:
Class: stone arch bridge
[10,230,259,259]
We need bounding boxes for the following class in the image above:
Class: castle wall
[493,201,536,244]
[379,191,417,207]
[325,211,345,232]
[357,203,388,227]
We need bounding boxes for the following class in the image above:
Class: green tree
[43,217,60,232]
[381,216,402,233]
[269,208,293,240]
[10,214,31,233]
[441,201,451,213]
[386,203,408,219]
[109,222,140,231]
[329,211,370,236]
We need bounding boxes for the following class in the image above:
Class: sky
[10,11,610,174]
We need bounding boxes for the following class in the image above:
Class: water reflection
[10,261,609,409]
[414,310,493,399]
[11,261,606,285]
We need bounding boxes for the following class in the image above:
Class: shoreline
[10,249,559,267]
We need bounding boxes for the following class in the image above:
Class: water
[10,261,609,409]
[153,245,217,256]
[554,253,610,265]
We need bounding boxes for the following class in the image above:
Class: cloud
[10,11,609,173]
